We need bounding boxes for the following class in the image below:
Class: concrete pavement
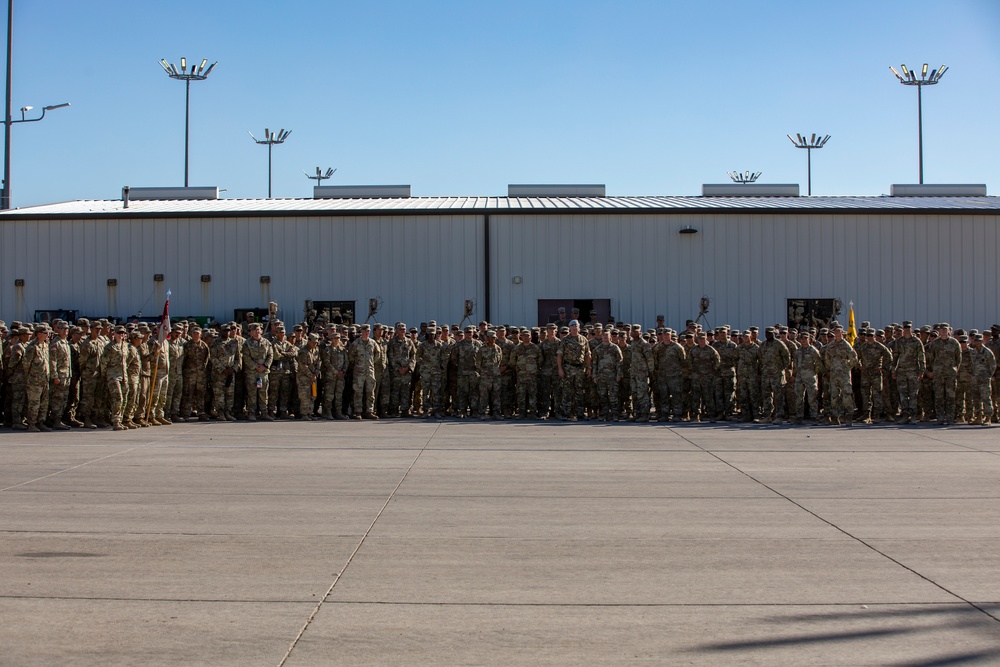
[1,420,999,665]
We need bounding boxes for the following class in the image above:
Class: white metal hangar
[1,185,998,330]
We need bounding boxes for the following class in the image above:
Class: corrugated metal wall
[490,212,1000,330]
[2,210,997,329]
[0,215,484,326]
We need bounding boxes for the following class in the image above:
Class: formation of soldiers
[1,308,997,431]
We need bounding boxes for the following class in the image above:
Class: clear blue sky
[6,0,999,207]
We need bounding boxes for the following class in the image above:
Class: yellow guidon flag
[846,301,857,345]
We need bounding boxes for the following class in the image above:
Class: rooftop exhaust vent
[507,184,606,197]
[314,185,411,199]
[127,186,219,201]
[890,184,987,197]
[701,183,799,197]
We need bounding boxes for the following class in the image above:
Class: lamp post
[787,133,830,196]
[889,63,947,184]
[304,166,336,190]
[249,128,291,198]
[2,0,70,210]
[159,57,217,187]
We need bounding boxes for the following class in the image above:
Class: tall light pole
[304,166,336,190]
[249,128,291,198]
[2,0,70,210]
[787,133,830,196]
[159,57,217,187]
[889,63,947,184]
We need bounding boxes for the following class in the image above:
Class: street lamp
[2,0,70,209]
[304,166,336,190]
[249,128,292,198]
[787,133,830,196]
[159,57,217,187]
[889,63,947,184]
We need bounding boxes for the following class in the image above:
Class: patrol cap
[798,331,810,339]
[69,325,82,334]
[743,330,752,336]
[465,325,476,332]
[395,322,406,330]
[973,333,983,341]
[992,324,1000,332]
[372,323,383,331]
[589,310,597,315]
[359,324,371,331]
[861,321,871,328]
[749,326,759,332]
[696,331,707,338]
[426,326,437,334]
[248,322,262,331]
[408,327,418,334]
[485,329,496,338]
[902,321,913,328]
[819,327,829,335]
[427,320,436,327]
[969,329,979,336]
[292,325,303,332]
[559,326,569,334]
[876,329,885,337]
[831,322,844,330]
[76,317,90,326]
[557,307,566,313]
[191,326,202,333]
[330,332,342,339]
[478,320,488,327]
[129,330,142,340]
[958,335,969,342]
[937,322,950,330]
[545,323,557,329]
[451,324,460,332]
[308,333,320,342]
[656,314,665,320]
[920,325,932,333]
[114,325,127,334]
[765,327,775,333]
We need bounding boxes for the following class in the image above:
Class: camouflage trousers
[827,372,854,420]
[297,378,318,417]
[793,374,820,419]
[501,372,516,416]
[656,374,684,419]
[375,368,388,415]
[244,374,270,417]
[689,373,715,420]
[106,375,127,425]
[539,371,559,418]
[322,374,346,418]
[884,372,899,417]
[352,372,376,416]
[25,380,50,427]
[715,373,736,418]
[47,377,71,424]
[212,371,236,417]
[760,374,786,419]
[515,373,539,417]
[181,370,209,417]
[125,376,142,422]
[956,378,974,421]
[933,373,957,421]
[859,372,884,418]
[560,365,587,418]
[420,371,443,415]
[166,371,184,418]
[388,370,413,416]
[630,374,651,420]
[267,371,293,416]
[896,373,921,418]
[455,372,480,416]
[970,378,994,420]
[479,373,502,417]
[9,380,26,426]
[594,374,618,420]
[737,373,760,419]
[918,376,935,419]
[150,373,169,420]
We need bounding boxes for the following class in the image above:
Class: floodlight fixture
[889,62,947,183]
[2,89,70,209]
[787,133,831,195]
[304,166,337,189]
[727,170,762,184]
[250,127,293,198]
[160,56,218,187]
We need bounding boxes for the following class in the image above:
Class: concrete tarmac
[1,419,999,665]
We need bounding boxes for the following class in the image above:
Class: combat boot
[112,421,126,432]
[68,418,85,428]
[83,418,97,430]
[54,421,72,430]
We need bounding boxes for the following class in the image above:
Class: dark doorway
[537,299,611,328]
[305,300,356,327]
[787,298,842,330]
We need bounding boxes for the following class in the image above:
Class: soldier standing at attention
[627,324,655,422]
[857,328,893,423]
[591,328,622,421]
[476,329,503,419]
[46,320,73,430]
[791,331,823,424]
[510,327,542,419]
[296,334,322,420]
[759,327,791,424]
[892,321,925,424]
[823,324,859,425]
[181,327,211,421]
[386,322,416,417]
[347,324,379,419]
[321,331,348,420]
[24,325,52,432]
[968,333,996,426]
[654,328,686,422]
[926,323,961,426]
[557,320,591,421]
[242,323,273,421]
[101,326,129,432]
[417,325,446,417]
[688,331,721,422]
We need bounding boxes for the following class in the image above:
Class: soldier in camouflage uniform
[24,325,52,432]
[476,329,503,419]
[627,325,654,422]
[166,324,185,421]
[372,324,389,416]
[736,332,762,422]
[538,324,561,419]
[181,327,211,420]
[557,320,591,421]
[417,325,447,417]
[76,319,104,429]
[510,327,542,419]
[857,328,893,423]
[955,334,975,423]
[147,336,171,425]
[653,328,685,421]
[453,326,480,418]
[927,323,961,425]
[387,322,417,417]
[347,324,379,419]
[123,331,144,428]
[296,333,322,419]
[591,328,622,421]
[211,325,241,421]
[892,322,926,424]
[759,327,791,424]
[712,327,739,421]
[267,324,298,419]
[823,325,859,425]
[986,326,1000,423]
[46,320,73,430]
[688,332,721,422]
[791,331,823,424]
[918,326,936,421]
[321,331,348,419]
[101,327,129,431]
[968,333,996,425]
[496,326,516,417]
[242,323,273,421]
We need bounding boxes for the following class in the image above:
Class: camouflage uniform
[823,337,859,424]
[510,337,543,418]
[77,333,104,427]
[955,340,975,422]
[654,338,686,421]
[968,340,996,424]
[347,332,379,418]
[736,341,761,421]
[558,333,591,420]
[242,334,273,419]
[47,332,73,428]
[297,339,323,419]
[24,335,51,430]
[538,333,561,419]
[792,342,823,422]
[688,341,721,421]
[591,339,622,421]
[181,337,211,419]
[893,331,926,422]
[148,340,170,422]
[386,331,417,416]
[452,333,480,417]
[417,333,447,416]
[759,336,791,422]
[857,337,892,421]
[627,332,654,422]
[929,331,961,424]
[124,339,142,425]
[166,333,185,419]
[714,337,739,420]
[101,336,129,429]
[210,332,241,420]
[268,336,298,417]
[476,338,503,418]
[497,333,516,417]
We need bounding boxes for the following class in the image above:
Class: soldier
[371,324,390,417]
[147,333,171,425]
[926,323,961,426]
[295,334,322,420]
[24,325,52,432]
[101,326,129,431]
[688,332,721,422]
[63,324,85,427]
[416,325,446,417]
[823,325,859,425]
[510,328,542,418]
[320,331,348,420]
[180,327,211,421]
[124,331,144,428]
[791,331,823,424]
[165,324,185,422]
[955,334,975,423]
[496,326,517,417]
[452,325,480,418]
[986,326,1000,423]
[538,323,561,419]
[475,329,503,419]
[653,328,686,422]
[267,323,297,419]
[46,320,73,430]
[713,327,739,421]
[211,325,241,421]
[242,323,273,421]
[968,333,996,426]
[7,326,31,429]
[75,320,102,429]
[591,328,622,421]
[347,323,379,419]
[857,328,893,423]
[779,327,800,421]
[759,327,791,424]
[386,322,417,417]
[557,320,592,421]
[892,322,926,425]
[627,324,655,422]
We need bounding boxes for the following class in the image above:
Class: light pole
[249,128,291,198]
[2,0,70,210]
[889,63,947,184]
[159,57,217,187]
[787,133,830,196]
[304,166,336,190]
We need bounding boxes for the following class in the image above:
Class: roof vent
[314,185,411,199]
[890,184,987,197]
[507,184,606,197]
[127,186,219,201]
[702,183,799,197]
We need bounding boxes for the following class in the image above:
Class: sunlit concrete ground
[2,419,999,666]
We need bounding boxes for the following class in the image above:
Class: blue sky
[6,0,999,206]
